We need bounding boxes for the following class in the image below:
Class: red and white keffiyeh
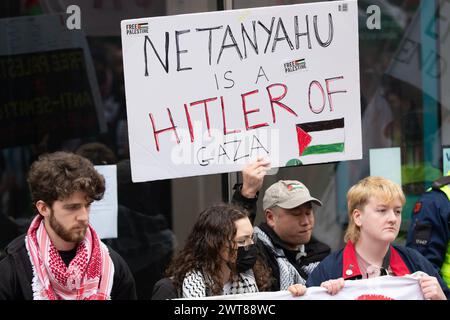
[25,215,114,300]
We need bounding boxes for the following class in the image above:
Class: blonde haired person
[306,176,449,300]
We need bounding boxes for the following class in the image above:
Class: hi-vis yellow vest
[440,183,450,287]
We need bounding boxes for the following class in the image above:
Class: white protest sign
[121,0,361,182]
[183,274,425,300]
[90,165,118,239]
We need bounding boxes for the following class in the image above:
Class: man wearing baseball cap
[233,161,330,290]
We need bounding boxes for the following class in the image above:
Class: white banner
[121,0,361,182]
[184,274,425,300]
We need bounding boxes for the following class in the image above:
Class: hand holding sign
[419,275,447,300]
[320,277,345,296]
[241,157,271,198]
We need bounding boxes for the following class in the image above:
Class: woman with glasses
[154,203,306,298]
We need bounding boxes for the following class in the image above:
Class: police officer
[406,171,450,287]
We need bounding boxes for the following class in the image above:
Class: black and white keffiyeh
[182,269,258,298]
[254,226,306,289]
[224,270,259,295]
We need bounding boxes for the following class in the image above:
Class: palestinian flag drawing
[296,118,345,156]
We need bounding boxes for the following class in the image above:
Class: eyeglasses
[234,234,257,247]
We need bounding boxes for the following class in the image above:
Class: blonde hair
[344,176,405,244]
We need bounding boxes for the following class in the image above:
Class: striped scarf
[25,215,114,300]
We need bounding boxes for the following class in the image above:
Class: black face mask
[236,243,258,273]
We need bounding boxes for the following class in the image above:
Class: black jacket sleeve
[231,183,258,224]
[109,248,138,300]
[151,277,178,300]
[0,255,16,300]
[0,235,32,300]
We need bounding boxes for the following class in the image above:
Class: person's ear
[353,209,362,227]
[266,209,276,228]
[36,200,51,218]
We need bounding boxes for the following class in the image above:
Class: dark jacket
[0,235,137,300]
[231,183,259,224]
[256,222,330,291]
[151,277,178,300]
[306,241,450,299]
[406,185,450,273]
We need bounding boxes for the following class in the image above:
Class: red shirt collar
[342,241,410,279]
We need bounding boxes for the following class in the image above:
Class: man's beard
[49,210,87,243]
